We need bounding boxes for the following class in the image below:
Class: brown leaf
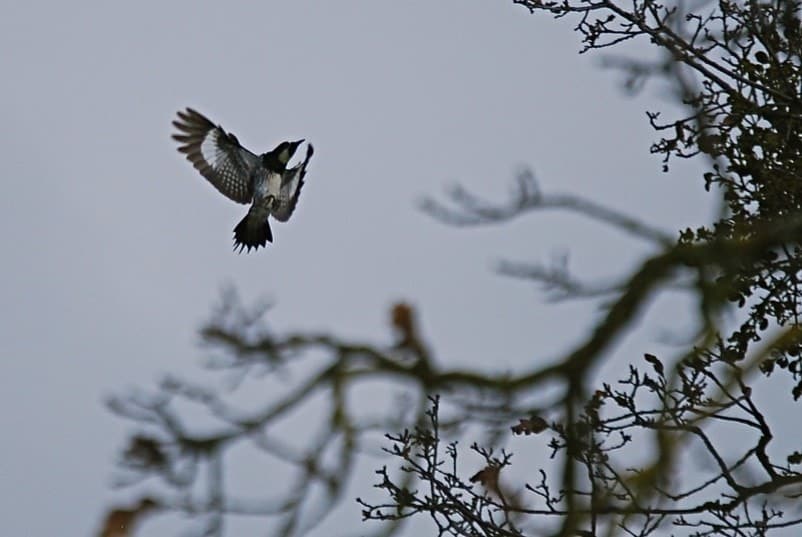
[124,435,167,469]
[511,416,549,435]
[644,353,664,376]
[469,464,501,494]
[390,302,415,337]
[96,498,159,537]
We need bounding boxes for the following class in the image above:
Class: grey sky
[0,1,722,536]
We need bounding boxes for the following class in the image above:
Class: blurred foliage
[104,1,802,536]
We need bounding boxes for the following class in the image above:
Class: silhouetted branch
[107,213,802,536]
[420,169,674,246]
[497,256,625,301]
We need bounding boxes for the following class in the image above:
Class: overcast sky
[0,1,764,536]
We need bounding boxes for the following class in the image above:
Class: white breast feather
[267,171,281,197]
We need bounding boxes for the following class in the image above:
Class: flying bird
[172,108,314,252]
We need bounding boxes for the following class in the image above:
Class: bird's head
[264,139,304,170]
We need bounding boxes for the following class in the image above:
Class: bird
[172,108,314,252]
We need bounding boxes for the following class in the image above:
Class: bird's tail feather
[233,213,272,253]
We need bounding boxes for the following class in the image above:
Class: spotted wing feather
[172,108,258,204]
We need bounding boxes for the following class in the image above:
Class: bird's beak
[293,139,305,146]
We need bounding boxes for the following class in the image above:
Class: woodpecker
[172,108,314,252]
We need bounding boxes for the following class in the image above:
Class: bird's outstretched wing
[272,143,314,222]
[172,108,259,204]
